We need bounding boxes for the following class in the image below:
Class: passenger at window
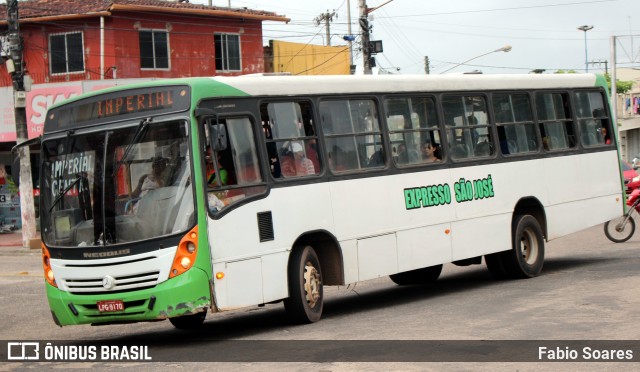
[600,127,611,145]
[206,146,228,186]
[305,138,320,171]
[396,143,409,164]
[368,148,385,167]
[421,141,441,162]
[281,142,315,176]
[131,156,167,199]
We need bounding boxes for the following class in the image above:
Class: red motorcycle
[604,179,640,243]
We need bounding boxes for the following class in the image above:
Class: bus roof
[208,73,605,97]
[46,73,607,115]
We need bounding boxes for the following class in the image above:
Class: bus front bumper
[46,267,211,326]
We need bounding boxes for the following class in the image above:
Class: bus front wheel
[284,245,323,324]
[503,214,545,278]
[169,311,206,329]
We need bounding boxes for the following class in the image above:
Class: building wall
[109,13,265,79]
[0,12,267,141]
[0,12,265,87]
[269,40,350,75]
[0,9,271,230]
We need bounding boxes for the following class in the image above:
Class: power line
[371,0,619,18]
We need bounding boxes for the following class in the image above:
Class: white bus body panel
[356,233,398,281]
[210,149,622,310]
[209,183,334,309]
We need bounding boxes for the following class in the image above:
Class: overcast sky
[194,0,639,75]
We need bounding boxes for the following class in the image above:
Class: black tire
[169,311,206,329]
[484,252,509,279]
[502,215,545,279]
[604,215,636,243]
[283,246,323,323]
[389,265,443,285]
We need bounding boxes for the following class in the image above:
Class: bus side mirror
[9,135,42,187]
[10,155,20,187]
[210,123,227,152]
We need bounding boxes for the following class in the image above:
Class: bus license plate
[97,300,124,312]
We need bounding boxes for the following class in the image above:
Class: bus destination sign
[45,85,191,132]
[95,90,177,119]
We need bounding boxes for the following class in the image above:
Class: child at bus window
[600,127,611,145]
[421,141,441,162]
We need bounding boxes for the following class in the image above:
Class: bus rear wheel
[284,246,323,324]
[169,311,206,329]
[502,214,545,278]
[389,265,443,285]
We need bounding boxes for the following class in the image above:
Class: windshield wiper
[48,173,85,212]
[111,117,151,177]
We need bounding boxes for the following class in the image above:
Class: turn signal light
[42,244,57,287]
[169,226,198,279]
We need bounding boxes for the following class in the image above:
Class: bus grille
[62,271,161,294]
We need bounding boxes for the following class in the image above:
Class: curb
[0,233,40,249]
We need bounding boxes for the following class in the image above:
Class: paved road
[1,222,639,370]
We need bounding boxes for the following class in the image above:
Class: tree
[604,73,634,94]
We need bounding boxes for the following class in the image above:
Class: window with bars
[493,93,539,155]
[214,33,241,71]
[536,92,576,151]
[139,30,169,69]
[49,32,85,74]
[319,99,383,172]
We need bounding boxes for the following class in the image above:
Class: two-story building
[0,0,288,228]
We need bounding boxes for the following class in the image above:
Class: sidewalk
[0,231,37,249]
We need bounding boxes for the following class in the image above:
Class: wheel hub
[303,261,320,308]
[520,227,538,264]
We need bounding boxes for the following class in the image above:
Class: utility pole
[588,59,608,74]
[358,0,393,74]
[6,0,36,247]
[314,10,337,46]
[424,56,430,74]
[359,0,371,74]
[346,0,353,67]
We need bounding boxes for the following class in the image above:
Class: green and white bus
[39,74,623,328]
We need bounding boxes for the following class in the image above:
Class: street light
[577,25,594,72]
[440,45,512,74]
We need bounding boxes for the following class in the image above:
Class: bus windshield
[40,120,195,248]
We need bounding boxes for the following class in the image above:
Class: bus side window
[204,123,237,188]
[492,93,539,155]
[320,99,383,172]
[574,91,611,147]
[205,117,264,213]
[261,101,320,178]
[442,94,493,160]
[536,92,575,152]
[384,96,441,166]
